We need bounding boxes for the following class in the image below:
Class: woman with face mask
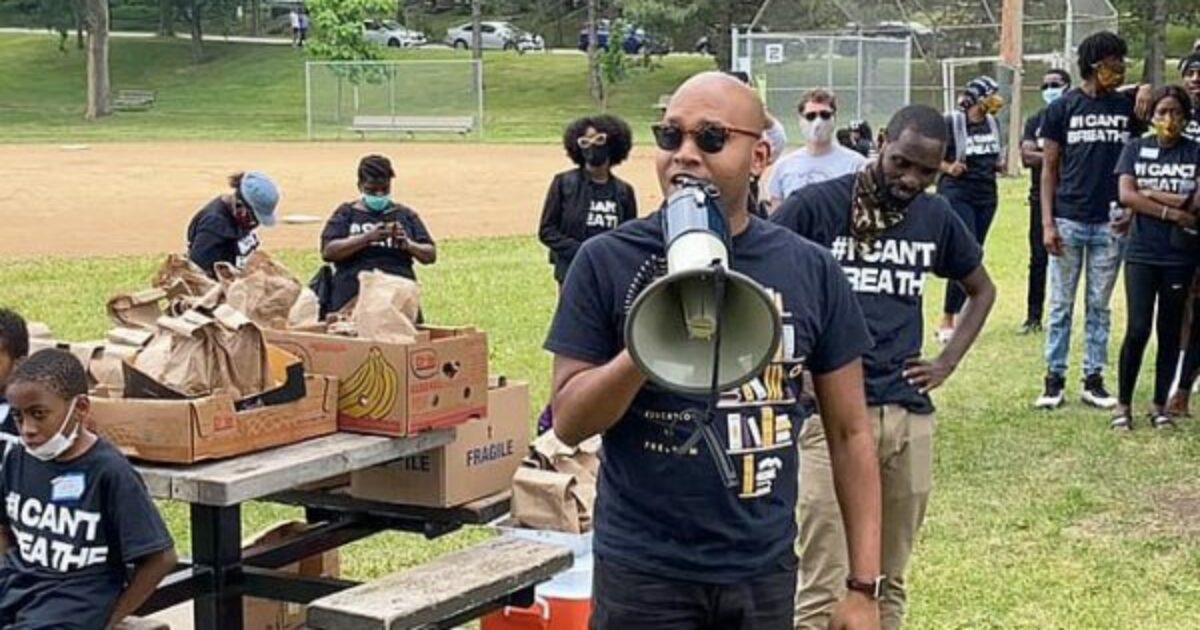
[936,76,1006,342]
[537,115,638,287]
[320,154,437,315]
[186,171,280,276]
[1111,86,1200,430]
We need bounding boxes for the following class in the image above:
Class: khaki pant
[794,405,934,630]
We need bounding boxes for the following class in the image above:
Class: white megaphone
[625,178,782,395]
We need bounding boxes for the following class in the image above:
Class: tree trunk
[713,5,733,72]
[586,0,602,103]
[471,0,482,60]
[75,1,85,50]
[1143,0,1168,87]
[188,0,205,63]
[158,0,175,36]
[84,0,110,120]
[250,0,260,36]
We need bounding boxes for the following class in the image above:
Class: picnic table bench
[113,89,157,111]
[348,115,475,138]
[132,430,566,630]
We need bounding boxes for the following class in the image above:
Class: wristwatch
[846,576,886,600]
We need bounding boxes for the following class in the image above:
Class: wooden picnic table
[132,430,550,630]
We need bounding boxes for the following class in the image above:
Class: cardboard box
[243,520,340,630]
[264,326,488,437]
[91,374,339,464]
[349,382,529,507]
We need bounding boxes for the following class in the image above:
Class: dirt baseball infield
[0,142,669,259]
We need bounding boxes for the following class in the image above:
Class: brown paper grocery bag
[287,288,321,329]
[134,311,217,397]
[511,466,582,534]
[351,270,420,343]
[221,252,303,330]
[152,254,218,296]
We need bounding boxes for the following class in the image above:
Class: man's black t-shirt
[320,202,434,313]
[544,213,870,583]
[1024,110,1047,202]
[186,197,260,274]
[773,174,982,413]
[939,114,1001,199]
[1041,88,1142,223]
[0,439,173,629]
[1115,136,1200,268]
[1184,109,1200,143]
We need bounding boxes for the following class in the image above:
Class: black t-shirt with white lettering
[545,213,870,583]
[1115,136,1200,268]
[1041,88,1142,223]
[939,114,1001,198]
[320,201,435,313]
[583,179,623,240]
[1024,110,1047,202]
[186,197,260,275]
[773,173,982,413]
[1184,109,1200,143]
[0,396,14,462]
[0,439,173,629]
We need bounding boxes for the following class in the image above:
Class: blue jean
[1045,218,1124,377]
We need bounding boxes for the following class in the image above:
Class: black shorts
[590,556,797,630]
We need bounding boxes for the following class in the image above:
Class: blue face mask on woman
[362,193,391,212]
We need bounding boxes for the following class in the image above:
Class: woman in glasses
[538,114,638,286]
[186,170,280,276]
[936,76,1006,343]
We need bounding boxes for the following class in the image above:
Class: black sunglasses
[651,122,761,154]
[1041,81,1067,90]
[802,110,834,121]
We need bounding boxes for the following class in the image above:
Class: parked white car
[444,21,544,52]
[363,19,428,48]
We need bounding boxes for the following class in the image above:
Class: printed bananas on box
[338,347,400,420]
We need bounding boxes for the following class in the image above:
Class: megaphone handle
[672,264,740,489]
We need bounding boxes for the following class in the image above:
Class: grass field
[5,177,1200,627]
[0,33,713,142]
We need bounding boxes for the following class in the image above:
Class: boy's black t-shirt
[186,197,260,274]
[320,202,435,313]
[772,173,982,413]
[939,114,1001,198]
[0,439,173,628]
[1040,88,1143,223]
[1115,136,1200,268]
[1024,109,1047,202]
[544,213,870,583]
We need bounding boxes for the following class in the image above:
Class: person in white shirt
[766,88,867,210]
[289,8,301,46]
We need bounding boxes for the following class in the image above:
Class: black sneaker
[1019,319,1043,335]
[1081,373,1117,409]
[1035,373,1065,409]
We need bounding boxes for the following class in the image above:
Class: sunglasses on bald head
[651,122,761,154]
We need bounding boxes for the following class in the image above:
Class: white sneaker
[1035,373,1066,409]
[1081,374,1118,409]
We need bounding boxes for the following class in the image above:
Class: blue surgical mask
[362,194,391,213]
[1042,86,1065,105]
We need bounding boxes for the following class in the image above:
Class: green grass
[6,177,1200,626]
[0,33,713,142]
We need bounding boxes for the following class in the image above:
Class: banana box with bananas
[263,325,489,437]
[350,381,529,507]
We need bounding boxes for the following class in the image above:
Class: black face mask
[582,145,610,167]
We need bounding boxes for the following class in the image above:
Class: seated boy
[0,348,177,629]
[0,307,29,459]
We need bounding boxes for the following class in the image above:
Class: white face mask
[802,116,836,144]
[22,396,82,462]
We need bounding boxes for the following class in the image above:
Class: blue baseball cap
[239,171,279,227]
